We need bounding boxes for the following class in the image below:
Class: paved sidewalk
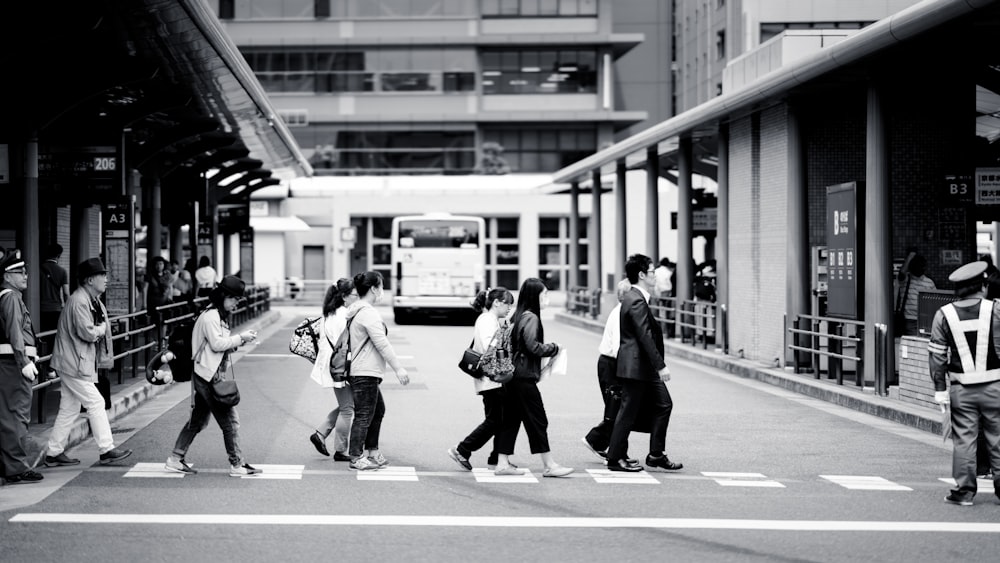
[554,310,944,437]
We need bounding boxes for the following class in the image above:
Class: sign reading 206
[93,156,117,172]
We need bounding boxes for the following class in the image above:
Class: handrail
[786,313,865,388]
[565,286,601,319]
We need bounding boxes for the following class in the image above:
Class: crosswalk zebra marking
[236,464,305,480]
[587,469,660,484]
[701,472,785,488]
[937,477,995,488]
[820,475,912,491]
[357,466,418,481]
[472,468,538,483]
[123,462,185,478]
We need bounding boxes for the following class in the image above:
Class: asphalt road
[1,305,998,563]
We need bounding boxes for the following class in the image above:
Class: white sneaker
[230,463,261,477]
[165,456,197,475]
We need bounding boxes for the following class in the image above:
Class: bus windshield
[397,220,480,249]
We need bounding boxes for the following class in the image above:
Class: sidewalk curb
[555,310,942,436]
[28,309,283,453]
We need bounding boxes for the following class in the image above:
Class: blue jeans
[172,374,242,467]
[347,376,385,458]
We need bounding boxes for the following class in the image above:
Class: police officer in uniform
[928,260,1000,506]
[0,248,44,484]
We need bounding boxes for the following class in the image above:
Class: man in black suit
[606,254,683,473]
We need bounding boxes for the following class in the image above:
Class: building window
[759,21,870,43]
[243,48,476,94]
[304,130,477,174]
[538,216,588,291]
[481,49,597,95]
[482,0,597,17]
[315,0,330,18]
[220,0,235,19]
[717,0,725,7]
[715,30,726,60]
[277,109,309,127]
[482,127,596,173]
[485,217,520,288]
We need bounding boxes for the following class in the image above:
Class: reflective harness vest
[941,299,1000,385]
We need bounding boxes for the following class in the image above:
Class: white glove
[21,362,38,382]
[658,366,671,382]
[934,391,950,405]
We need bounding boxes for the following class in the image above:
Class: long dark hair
[207,288,230,321]
[323,278,354,316]
[512,277,546,330]
[471,286,514,313]
[353,271,383,298]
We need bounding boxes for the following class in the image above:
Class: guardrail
[29,285,271,424]
[677,299,717,349]
[786,314,866,389]
[565,286,601,319]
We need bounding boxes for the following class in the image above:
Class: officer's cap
[948,260,988,288]
[0,248,26,273]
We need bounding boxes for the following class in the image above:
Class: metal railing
[29,286,271,424]
[565,286,601,319]
[786,314,865,388]
[677,299,718,349]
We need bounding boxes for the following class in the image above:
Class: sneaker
[487,461,518,471]
[581,438,608,460]
[164,456,197,475]
[543,465,574,478]
[309,432,330,457]
[99,447,133,465]
[230,463,262,477]
[332,451,352,462]
[447,447,472,471]
[349,457,380,471]
[44,453,81,467]
[6,470,44,484]
[369,451,388,468]
[945,491,974,506]
[494,465,526,476]
[645,454,683,471]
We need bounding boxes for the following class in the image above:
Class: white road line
[472,468,538,483]
[821,475,912,491]
[701,472,785,488]
[937,477,996,487]
[587,469,659,484]
[11,513,1000,532]
[123,463,185,479]
[357,466,418,481]
[244,354,300,359]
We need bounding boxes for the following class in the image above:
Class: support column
[590,169,603,291]
[223,233,234,277]
[144,173,163,262]
[15,137,41,328]
[717,125,730,353]
[170,224,184,266]
[645,146,659,260]
[615,159,627,281]
[676,138,693,305]
[787,104,810,365]
[568,181,580,288]
[70,205,91,282]
[866,83,893,386]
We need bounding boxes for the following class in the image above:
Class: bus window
[398,220,479,248]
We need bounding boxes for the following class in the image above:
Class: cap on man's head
[948,261,988,290]
[0,248,26,273]
[77,257,108,281]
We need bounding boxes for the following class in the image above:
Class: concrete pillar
[591,168,603,290]
[568,181,580,287]
[787,104,810,365]
[645,146,659,260]
[717,125,730,352]
[615,159,627,281]
[170,224,184,266]
[866,84,893,385]
[70,205,91,283]
[14,137,41,328]
[144,174,162,262]
[676,138,693,304]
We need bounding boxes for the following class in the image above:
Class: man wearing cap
[927,260,1000,506]
[0,248,45,484]
[44,257,132,467]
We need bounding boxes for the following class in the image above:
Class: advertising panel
[826,182,865,320]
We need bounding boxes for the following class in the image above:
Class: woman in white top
[308,278,358,461]
[447,287,514,471]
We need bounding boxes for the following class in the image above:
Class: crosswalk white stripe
[587,469,659,484]
[357,467,418,481]
[472,468,538,483]
[12,513,1000,532]
[123,463,184,479]
[701,471,785,488]
[820,475,912,491]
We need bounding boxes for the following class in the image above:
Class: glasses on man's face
[8,270,27,277]
[645,269,656,276]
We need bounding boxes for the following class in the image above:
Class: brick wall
[728,116,758,360]
[897,336,937,409]
[759,105,789,364]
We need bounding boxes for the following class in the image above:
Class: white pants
[46,375,115,455]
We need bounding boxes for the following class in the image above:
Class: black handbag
[212,372,240,407]
[458,337,483,378]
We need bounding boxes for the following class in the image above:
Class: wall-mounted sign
[944,174,973,204]
[102,197,135,316]
[975,168,1000,205]
[826,181,865,320]
[669,208,718,232]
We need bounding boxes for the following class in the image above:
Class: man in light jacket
[44,258,132,467]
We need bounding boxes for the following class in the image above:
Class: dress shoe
[6,470,44,483]
[581,437,608,460]
[309,432,330,456]
[98,447,132,465]
[607,459,643,472]
[332,451,352,462]
[44,453,81,467]
[645,454,683,471]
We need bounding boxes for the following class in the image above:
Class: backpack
[289,316,322,362]
[165,317,196,382]
[479,321,515,384]
[329,317,372,384]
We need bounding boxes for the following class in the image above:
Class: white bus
[390,213,486,323]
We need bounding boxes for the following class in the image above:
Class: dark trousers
[0,358,34,476]
[457,387,504,464]
[607,377,673,464]
[172,374,243,467]
[495,378,550,455]
[585,355,619,452]
[348,376,385,458]
[949,381,1000,496]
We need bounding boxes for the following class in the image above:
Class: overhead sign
[975,168,1000,204]
[39,146,117,178]
[670,208,718,232]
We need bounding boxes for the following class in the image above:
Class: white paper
[539,348,568,382]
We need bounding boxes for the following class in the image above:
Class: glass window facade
[300,128,477,174]
[484,217,520,289]
[481,0,597,17]
[230,0,477,19]
[482,127,596,173]
[482,49,597,94]
[538,216,588,290]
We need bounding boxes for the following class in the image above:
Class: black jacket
[616,287,666,381]
[511,310,558,382]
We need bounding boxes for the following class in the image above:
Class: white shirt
[471,311,504,394]
[195,266,218,288]
[635,285,652,304]
[599,303,622,358]
[654,265,673,296]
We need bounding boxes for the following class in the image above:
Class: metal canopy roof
[0,0,311,185]
[551,0,998,184]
